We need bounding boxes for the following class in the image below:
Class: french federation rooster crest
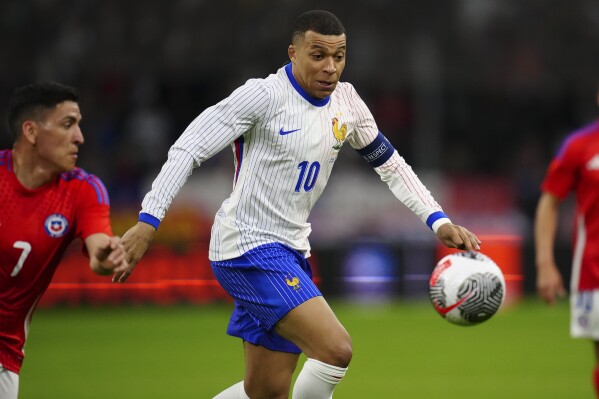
[286,275,301,290]
[332,117,347,150]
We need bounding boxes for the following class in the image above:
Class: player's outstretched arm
[85,234,129,277]
[534,192,566,305]
[436,223,481,251]
[113,221,157,283]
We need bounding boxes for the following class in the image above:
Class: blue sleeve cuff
[139,212,160,229]
[426,211,450,231]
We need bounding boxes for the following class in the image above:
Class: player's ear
[288,45,296,63]
[21,120,38,145]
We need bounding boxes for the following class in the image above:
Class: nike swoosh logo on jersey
[279,128,301,136]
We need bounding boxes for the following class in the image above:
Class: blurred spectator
[1,0,598,243]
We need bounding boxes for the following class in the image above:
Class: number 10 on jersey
[295,161,320,192]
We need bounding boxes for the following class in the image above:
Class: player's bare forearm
[115,221,157,283]
[534,192,565,305]
[436,223,481,251]
[534,193,559,267]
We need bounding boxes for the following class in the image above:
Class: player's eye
[62,118,77,128]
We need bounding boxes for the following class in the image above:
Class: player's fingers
[537,289,552,305]
[443,227,464,249]
[96,237,121,262]
[108,236,120,251]
[115,268,133,283]
[114,243,126,257]
[453,227,470,250]
[112,272,123,283]
[539,286,557,306]
[114,257,138,283]
[438,224,472,250]
[465,231,481,251]
[105,236,115,249]
[457,227,481,251]
[98,247,111,259]
[465,229,481,249]
[557,285,567,299]
[107,250,126,265]
[103,236,118,249]
[112,270,125,283]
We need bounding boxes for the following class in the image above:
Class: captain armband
[356,132,395,167]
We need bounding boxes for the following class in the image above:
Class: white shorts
[0,365,19,399]
[571,291,599,340]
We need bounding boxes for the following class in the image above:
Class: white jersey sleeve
[345,84,451,232]
[140,79,270,221]
[373,152,450,232]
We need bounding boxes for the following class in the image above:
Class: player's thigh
[275,296,352,366]
[0,366,18,399]
[243,341,300,398]
[211,244,322,332]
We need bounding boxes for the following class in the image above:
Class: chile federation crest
[44,214,69,238]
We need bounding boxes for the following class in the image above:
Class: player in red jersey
[0,82,129,399]
[535,89,599,397]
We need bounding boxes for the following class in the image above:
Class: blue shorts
[210,243,322,353]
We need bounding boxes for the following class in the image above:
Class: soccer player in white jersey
[118,10,481,399]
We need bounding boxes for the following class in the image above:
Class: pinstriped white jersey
[141,64,446,261]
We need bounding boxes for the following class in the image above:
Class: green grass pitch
[20,299,593,398]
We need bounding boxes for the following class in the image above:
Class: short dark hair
[291,10,346,44]
[7,81,79,141]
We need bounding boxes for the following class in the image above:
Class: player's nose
[323,57,337,74]
[73,126,84,145]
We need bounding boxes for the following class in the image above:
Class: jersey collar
[284,63,330,107]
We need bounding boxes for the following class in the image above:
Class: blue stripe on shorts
[210,243,322,353]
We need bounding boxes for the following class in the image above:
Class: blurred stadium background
[2,0,599,397]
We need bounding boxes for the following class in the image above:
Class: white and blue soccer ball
[429,251,506,326]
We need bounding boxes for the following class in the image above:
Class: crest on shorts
[286,275,301,291]
[44,213,69,238]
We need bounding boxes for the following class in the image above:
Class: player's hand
[536,261,566,306]
[114,221,156,283]
[88,234,129,276]
[436,223,481,251]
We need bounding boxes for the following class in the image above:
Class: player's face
[289,30,346,99]
[34,101,84,173]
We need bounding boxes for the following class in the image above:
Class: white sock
[212,381,249,399]
[292,358,348,399]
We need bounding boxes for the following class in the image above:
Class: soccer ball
[428,251,506,326]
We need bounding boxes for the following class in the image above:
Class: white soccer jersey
[140,64,449,260]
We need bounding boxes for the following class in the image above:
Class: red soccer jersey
[0,150,112,373]
[541,119,599,290]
